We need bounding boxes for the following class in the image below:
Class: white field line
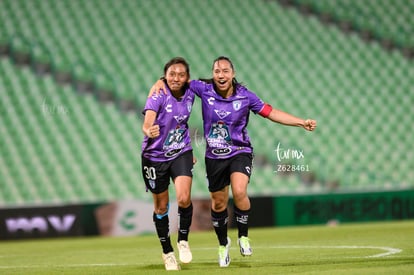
[262,245,402,258]
[0,245,402,269]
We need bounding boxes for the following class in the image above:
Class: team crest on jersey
[174,114,188,123]
[214,109,231,119]
[149,180,156,189]
[187,102,192,113]
[233,100,242,111]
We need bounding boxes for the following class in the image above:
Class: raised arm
[267,108,317,131]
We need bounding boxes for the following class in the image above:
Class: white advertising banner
[94,200,178,236]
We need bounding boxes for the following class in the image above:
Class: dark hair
[211,56,235,71]
[163,57,190,76]
[199,56,242,88]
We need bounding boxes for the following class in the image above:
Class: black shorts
[141,150,193,194]
[205,153,253,192]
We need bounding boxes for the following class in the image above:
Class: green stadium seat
[0,0,413,206]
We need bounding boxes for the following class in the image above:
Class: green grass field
[1,220,413,274]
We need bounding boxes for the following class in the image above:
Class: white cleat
[162,252,180,271]
[177,240,193,264]
[238,236,252,256]
[218,237,231,267]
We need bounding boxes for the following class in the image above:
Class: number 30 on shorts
[143,166,156,180]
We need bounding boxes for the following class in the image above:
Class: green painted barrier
[274,189,414,226]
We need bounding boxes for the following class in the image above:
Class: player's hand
[148,79,168,97]
[146,125,160,138]
[303,119,317,131]
[193,157,197,165]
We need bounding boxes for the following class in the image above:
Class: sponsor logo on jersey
[214,109,231,119]
[165,148,182,158]
[212,147,232,156]
[151,94,162,100]
[165,127,185,146]
[165,104,172,112]
[174,114,188,123]
[245,166,251,174]
[208,121,231,142]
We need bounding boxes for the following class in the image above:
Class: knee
[211,197,227,212]
[154,205,169,215]
[232,189,248,204]
[177,195,191,208]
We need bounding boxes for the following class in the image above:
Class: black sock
[211,208,229,246]
[153,212,173,254]
[234,206,250,238]
[178,203,193,242]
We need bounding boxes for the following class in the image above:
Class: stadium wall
[1,190,413,240]
[273,189,414,226]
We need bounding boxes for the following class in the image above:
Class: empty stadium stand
[292,0,414,53]
[0,0,413,205]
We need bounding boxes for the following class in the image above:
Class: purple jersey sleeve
[189,80,206,98]
[243,86,267,114]
[143,94,161,114]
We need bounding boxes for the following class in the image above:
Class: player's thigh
[152,189,170,214]
[171,151,193,207]
[230,172,249,197]
[174,175,192,207]
[229,153,252,200]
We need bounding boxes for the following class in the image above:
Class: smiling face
[212,59,235,95]
[165,63,189,93]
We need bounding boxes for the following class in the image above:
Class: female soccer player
[141,57,195,270]
[151,56,317,267]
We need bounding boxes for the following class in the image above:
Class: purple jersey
[141,87,195,161]
[190,80,267,159]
